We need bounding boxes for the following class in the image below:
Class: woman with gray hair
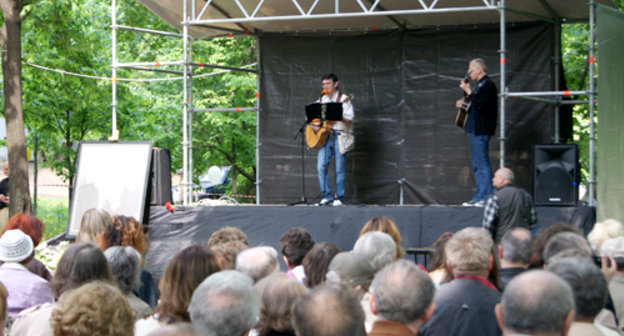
[353,231,396,272]
[104,246,152,319]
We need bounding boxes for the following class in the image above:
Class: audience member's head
[153,245,222,324]
[280,227,315,269]
[211,240,248,270]
[146,323,204,336]
[359,217,405,259]
[496,270,574,336]
[428,232,453,271]
[236,246,279,283]
[427,232,454,285]
[206,226,249,248]
[547,248,593,265]
[302,242,341,288]
[254,272,306,336]
[76,208,111,244]
[499,227,532,266]
[445,227,493,276]
[530,222,579,268]
[104,246,142,295]
[326,251,375,298]
[2,214,44,247]
[98,215,147,264]
[588,219,624,254]
[49,242,114,298]
[492,167,514,189]
[50,281,134,336]
[189,270,259,336]
[600,236,624,259]
[547,257,608,321]
[543,232,592,266]
[353,231,396,272]
[370,260,435,331]
[0,229,34,265]
[292,283,366,336]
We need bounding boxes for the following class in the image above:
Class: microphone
[464,70,472,83]
[320,89,328,100]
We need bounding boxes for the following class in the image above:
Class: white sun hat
[0,229,34,263]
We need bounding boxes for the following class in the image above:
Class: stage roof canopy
[137,0,615,38]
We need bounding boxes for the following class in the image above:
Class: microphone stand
[289,120,311,206]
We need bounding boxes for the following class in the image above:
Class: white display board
[67,141,153,237]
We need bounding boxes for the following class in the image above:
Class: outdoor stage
[144,204,595,283]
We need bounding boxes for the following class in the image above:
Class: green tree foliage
[561,0,624,186]
[18,0,257,199]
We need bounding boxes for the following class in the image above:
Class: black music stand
[305,102,343,122]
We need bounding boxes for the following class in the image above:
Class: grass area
[35,197,69,241]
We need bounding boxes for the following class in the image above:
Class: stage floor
[144,204,595,284]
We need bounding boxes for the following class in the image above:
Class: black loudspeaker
[533,144,579,206]
[148,148,172,206]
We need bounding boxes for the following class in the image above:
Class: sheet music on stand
[305,102,343,121]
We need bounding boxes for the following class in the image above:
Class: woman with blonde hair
[76,208,111,244]
[588,219,624,254]
[50,281,134,336]
[359,216,405,259]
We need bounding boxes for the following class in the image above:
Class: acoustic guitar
[305,119,334,149]
[455,77,471,128]
[305,93,352,149]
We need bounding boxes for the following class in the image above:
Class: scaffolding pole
[499,0,506,169]
[588,0,596,206]
[110,0,118,140]
[182,1,190,205]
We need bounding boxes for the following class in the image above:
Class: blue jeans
[317,133,345,200]
[468,132,493,202]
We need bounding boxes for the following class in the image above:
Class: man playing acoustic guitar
[456,59,497,207]
[313,73,354,206]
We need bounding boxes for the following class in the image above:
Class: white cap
[0,229,34,262]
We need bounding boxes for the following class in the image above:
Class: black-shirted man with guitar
[455,59,498,207]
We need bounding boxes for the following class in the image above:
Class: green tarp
[597,5,624,222]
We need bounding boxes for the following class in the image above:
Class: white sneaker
[332,199,343,206]
[317,198,333,206]
[462,200,485,207]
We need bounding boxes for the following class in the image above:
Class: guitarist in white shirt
[316,73,354,206]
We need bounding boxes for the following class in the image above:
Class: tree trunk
[0,0,31,216]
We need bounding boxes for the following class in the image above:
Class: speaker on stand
[533,144,579,206]
[147,147,172,206]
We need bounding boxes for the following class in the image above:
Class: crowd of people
[0,209,622,336]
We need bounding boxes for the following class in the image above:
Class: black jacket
[466,75,497,136]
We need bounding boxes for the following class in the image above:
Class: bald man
[495,270,575,336]
[482,167,536,243]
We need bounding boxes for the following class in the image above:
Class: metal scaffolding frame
[110,0,598,206]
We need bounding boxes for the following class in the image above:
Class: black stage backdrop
[258,22,570,205]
